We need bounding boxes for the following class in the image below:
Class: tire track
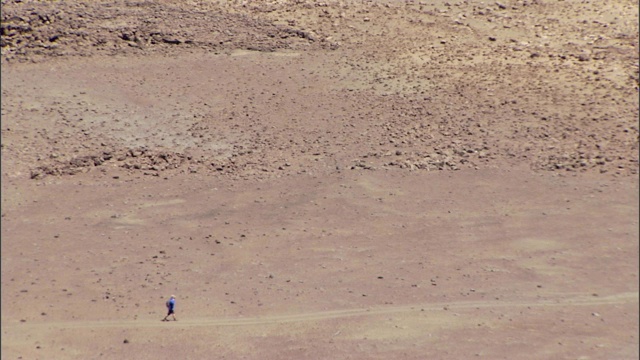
[6,292,637,330]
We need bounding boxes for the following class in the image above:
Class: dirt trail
[6,291,636,330]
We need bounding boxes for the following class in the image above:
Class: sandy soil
[1,1,638,359]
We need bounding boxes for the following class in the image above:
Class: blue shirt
[167,298,175,310]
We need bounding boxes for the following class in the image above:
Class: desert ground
[1,0,639,359]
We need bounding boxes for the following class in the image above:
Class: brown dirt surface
[1,0,638,359]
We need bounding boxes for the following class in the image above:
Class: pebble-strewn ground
[2,1,638,359]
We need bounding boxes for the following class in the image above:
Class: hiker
[163,295,177,321]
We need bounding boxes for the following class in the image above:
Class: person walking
[163,295,177,321]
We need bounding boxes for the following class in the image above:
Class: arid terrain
[1,0,639,359]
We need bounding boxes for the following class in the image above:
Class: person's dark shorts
[167,309,175,315]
